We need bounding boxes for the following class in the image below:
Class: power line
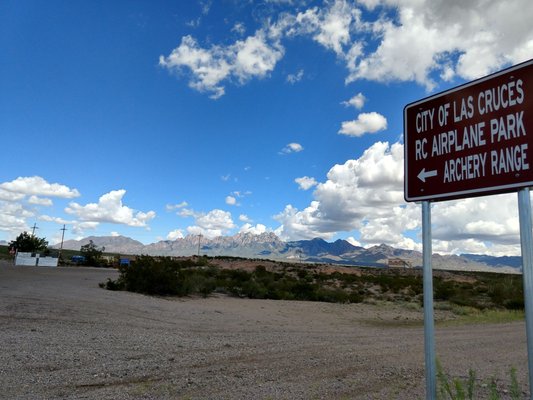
[31,223,38,235]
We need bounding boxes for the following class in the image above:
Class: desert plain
[0,261,529,399]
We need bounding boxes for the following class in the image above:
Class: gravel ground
[0,262,529,399]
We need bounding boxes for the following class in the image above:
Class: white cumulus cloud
[65,190,156,228]
[232,22,246,35]
[225,196,237,206]
[240,223,267,235]
[339,112,387,137]
[186,209,236,239]
[160,29,284,99]
[0,202,34,237]
[28,196,53,206]
[295,176,318,190]
[346,236,362,247]
[166,201,188,212]
[39,215,71,224]
[280,142,304,154]
[0,177,79,236]
[0,176,80,199]
[274,140,525,255]
[345,0,533,89]
[162,0,533,97]
[0,189,25,202]
[290,0,361,56]
[71,221,99,236]
[286,69,304,84]
[167,229,185,240]
[274,201,334,240]
[342,92,366,109]
[239,214,251,222]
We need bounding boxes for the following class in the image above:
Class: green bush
[101,256,526,311]
[115,255,180,295]
[435,280,457,301]
[103,256,371,303]
[100,278,122,291]
[80,240,105,267]
[9,232,48,253]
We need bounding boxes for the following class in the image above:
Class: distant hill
[285,238,360,257]
[52,233,521,273]
[461,253,522,269]
[58,235,145,254]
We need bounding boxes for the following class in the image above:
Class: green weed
[437,360,523,400]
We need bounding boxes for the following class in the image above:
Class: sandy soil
[0,262,529,399]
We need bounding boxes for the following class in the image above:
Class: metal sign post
[422,201,436,399]
[518,188,533,399]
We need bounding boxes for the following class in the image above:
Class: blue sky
[1,0,532,256]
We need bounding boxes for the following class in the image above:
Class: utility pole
[31,223,38,235]
[58,225,67,262]
[197,234,202,257]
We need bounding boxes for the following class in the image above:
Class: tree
[80,240,105,266]
[9,232,48,253]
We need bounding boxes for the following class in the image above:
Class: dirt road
[0,263,529,399]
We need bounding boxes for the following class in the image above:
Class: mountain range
[53,232,522,273]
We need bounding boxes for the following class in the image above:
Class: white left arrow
[417,168,437,183]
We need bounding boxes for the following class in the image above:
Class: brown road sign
[404,59,533,202]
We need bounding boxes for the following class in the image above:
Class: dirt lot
[0,262,529,399]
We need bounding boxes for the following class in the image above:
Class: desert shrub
[296,269,311,280]
[243,280,269,299]
[199,276,217,297]
[348,291,364,303]
[291,281,319,300]
[450,295,485,310]
[373,274,392,291]
[315,287,350,303]
[487,275,523,310]
[315,273,331,282]
[224,269,251,284]
[101,256,525,310]
[434,280,457,301]
[104,256,220,297]
[101,278,122,291]
[338,273,359,284]
[503,298,525,310]
[437,361,522,400]
[196,255,209,266]
[119,256,180,295]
